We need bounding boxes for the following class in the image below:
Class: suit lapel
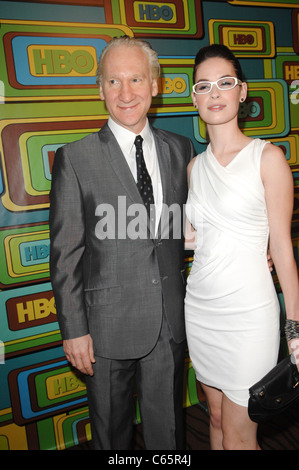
[98,124,143,206]
[152,128,172,207]
[152,128,174,240]
[98,124,174,241]
[99,124,173,207]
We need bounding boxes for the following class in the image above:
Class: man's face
[99,45,158,134]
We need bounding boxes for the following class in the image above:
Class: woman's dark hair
[193,44,244,83]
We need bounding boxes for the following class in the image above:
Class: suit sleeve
[49,146,89,340]
[189,138,197,163]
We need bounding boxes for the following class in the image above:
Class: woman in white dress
[184,44,299,450]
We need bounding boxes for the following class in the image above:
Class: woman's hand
[289,339,299,371]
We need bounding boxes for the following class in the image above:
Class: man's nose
[119,82,134,101]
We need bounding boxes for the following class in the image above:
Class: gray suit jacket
[49,123,195,359]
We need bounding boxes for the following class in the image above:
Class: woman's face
[192,57,247,128]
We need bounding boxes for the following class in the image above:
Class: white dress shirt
[108,118,163,234]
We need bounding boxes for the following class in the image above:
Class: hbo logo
[138,3,174,21]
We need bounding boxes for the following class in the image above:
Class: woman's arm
[261,143,299,356]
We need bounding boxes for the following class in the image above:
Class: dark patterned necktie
[134,135,155,228]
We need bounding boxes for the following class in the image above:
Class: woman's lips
[208,105,225,111]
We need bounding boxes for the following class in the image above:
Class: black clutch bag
[248,355,299,423]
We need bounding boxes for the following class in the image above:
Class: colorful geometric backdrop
[0,0,298,450]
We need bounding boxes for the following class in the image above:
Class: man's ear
[151,78,159,97]
[99,83,105,101]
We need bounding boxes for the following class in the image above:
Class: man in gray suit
[49,36,196,450]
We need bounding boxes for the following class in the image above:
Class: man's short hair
[96,36,160,85]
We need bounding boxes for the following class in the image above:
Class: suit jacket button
[152,279,159,285]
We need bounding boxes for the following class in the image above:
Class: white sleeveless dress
[184,139,280,407]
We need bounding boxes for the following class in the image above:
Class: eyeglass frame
[192,76,243,95]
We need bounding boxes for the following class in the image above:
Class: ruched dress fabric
[185,139,280,407]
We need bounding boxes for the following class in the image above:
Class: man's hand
[63,334,95,376]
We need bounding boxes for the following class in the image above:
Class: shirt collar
[108,118,153,155]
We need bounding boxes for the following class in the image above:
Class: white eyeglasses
[192,76,242,95]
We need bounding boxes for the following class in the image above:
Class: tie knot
[134,135,143,150]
